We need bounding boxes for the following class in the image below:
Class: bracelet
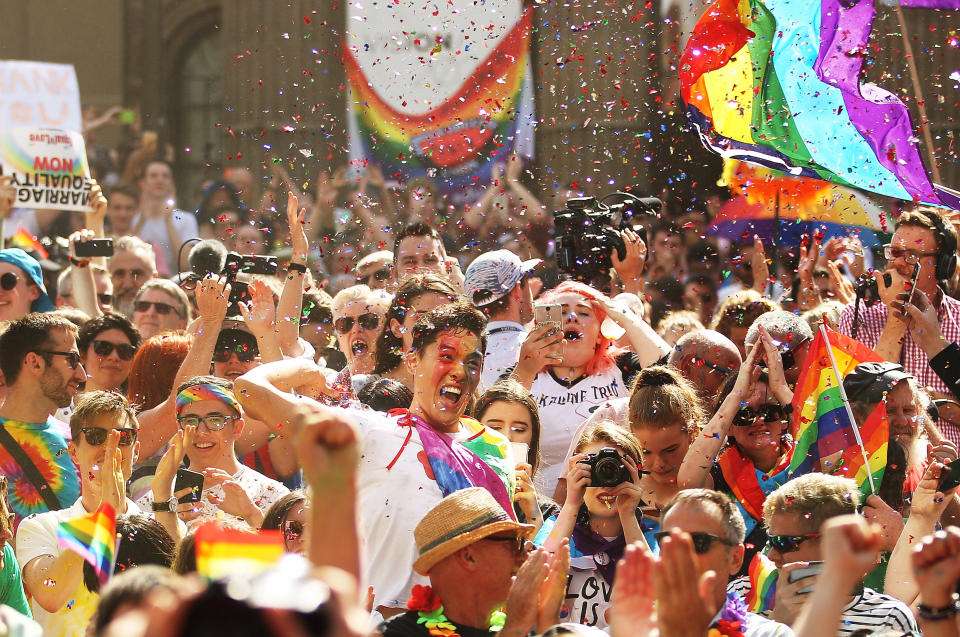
[917,600,960,621]
[287,262,307,274]
[68,256,90,268]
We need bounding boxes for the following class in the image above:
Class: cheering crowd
[2,149,960,637]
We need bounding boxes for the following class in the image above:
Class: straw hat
[413,487,535,575]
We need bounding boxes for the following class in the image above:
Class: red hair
[126,330,194,411]
[540,281,624,376]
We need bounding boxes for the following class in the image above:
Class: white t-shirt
[15,497,141,637]
[531,364,635,495]
[564,552,616,628]
[134,209,199,276]
[479,321,527,392]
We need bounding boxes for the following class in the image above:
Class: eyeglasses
[282,520,304,543]
[176,413,236,432]
[212,344,259,363]
[0,272,19,291]
[134,300,182,317]
[334,313,380,335]
[733,404,787,427]
[78,426,138,447]
[779,339,809,370]
[34,350,82,369]
[689,356,735,377]
[92,340,138,361]
[883,244,938,266]
[654,531,736,554]
[357,267,392,285]
[484,535,528,555]
[768,533,821,553]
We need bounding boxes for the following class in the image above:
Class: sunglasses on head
[733,404,787,427]
[134,300,180,316]
[334,313,380,335]
[0,272,19,291]
[357,267,392,285]
[92,340,137,361]
[654,531,736,554]
[35,350,82,369]
[78,426,138,447]
[282,519,305,543]
[768,533,821,553]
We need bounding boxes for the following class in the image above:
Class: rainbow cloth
[57,502,116,587]
[789,325,887,494]
[745,552,778,614]
[194,522,284,580]
[680,0,958,209]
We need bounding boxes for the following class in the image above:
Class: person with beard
[108,236,158,317]
[234,301,516,616]
[0,314,85,528]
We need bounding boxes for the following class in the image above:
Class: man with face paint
[235,300,516,617]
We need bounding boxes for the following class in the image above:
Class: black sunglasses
[778,339,809,370]
[0,272,19,291]
[768,533,821,553]
[213,345,259,363]
[134,300,181,316]
[97,293,113,305]
[733,404,787,427]
[35,350,82,369]
[654,531,736,554]
[92,340,137,361]
[282,519,305,543]
[484,535,527,554]
[78,426,138,447]
[334,313,380,335]
[357,267,392,285]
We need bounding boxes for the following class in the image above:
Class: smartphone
[174,468,205,504]
[534,304,562,328]
[905,262,922,306]
[74,238,114,258]
[938,458,960,492]
[510,442,529,465]
[787,561,823,594]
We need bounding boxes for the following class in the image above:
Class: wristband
[287,262,307,274]
[68,256,90,268]
[917,600,960,621]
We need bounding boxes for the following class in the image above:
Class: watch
[151,497,178,513]
[287,262,307,274]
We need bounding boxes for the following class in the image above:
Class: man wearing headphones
[838,206,960,443]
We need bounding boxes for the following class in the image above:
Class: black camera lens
[594,457,622,484]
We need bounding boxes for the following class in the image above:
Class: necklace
[407,585,506,637]
[707,593,748,637]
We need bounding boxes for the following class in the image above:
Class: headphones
[914,208,958,281]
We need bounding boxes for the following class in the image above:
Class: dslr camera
[578,447,632,488]
[553,192,661,288]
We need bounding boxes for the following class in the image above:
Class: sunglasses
[97,293,113,306]
[768,533,821,553]
[334,313,380,335]
[357,267,392,285]
[78,426,138,447]
[779,339,809,369]
[92,340,137,361]
[654,531,736,554]
[134,300,181,316]
[35,350,82,369]
[733,404,787,427]
[176,413,235,432]
[484,535,528,555]
[212,344,259,363]
[689,355,735,377]
[282,519,305,543]
[0,272,19,291]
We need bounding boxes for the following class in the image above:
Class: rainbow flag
[57,502,117,587]
[745,552,778,614]
[194,521,284,580]
[680,0,959,209]
[788,325,887,494]
[10,226,48,259]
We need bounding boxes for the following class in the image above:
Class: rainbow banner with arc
[680,0,959,209]
[343,1,534,194]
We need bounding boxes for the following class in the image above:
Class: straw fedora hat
[413,487,535,575]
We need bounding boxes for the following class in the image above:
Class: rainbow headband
[175,383,242,418]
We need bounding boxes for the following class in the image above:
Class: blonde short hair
[762,473,859,533]
[332,285,391,318]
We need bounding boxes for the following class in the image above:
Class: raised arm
[238,279,283,363]
[277,192,309,357]
[599,294,670,368]
[234,357,334,433]
[67,229,104,318]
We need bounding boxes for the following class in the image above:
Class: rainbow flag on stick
[57,502,117,587]
[10,226,48,259]
[745,552,778,614]
[194,521,284,580]
[788,324,887,494]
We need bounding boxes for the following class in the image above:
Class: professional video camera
[553,191,661,288]
[180,248,279,316]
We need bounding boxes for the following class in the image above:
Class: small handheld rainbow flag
[57,502,117,587]
[10,226,48,259]
[194,521,284,580]
[745,553,778,615]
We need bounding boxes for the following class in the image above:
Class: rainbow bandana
[176,383,242,418]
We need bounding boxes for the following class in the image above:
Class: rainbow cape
[745,552,778,614]
[789,325,887,495]
[194,522,284,580]
[680,0,959,209]
[57,502,117,587]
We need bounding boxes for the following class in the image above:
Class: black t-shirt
[381,611,491,637]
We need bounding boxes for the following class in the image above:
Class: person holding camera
[536,421,651,630]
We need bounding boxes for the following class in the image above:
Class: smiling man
[234,300,515,616]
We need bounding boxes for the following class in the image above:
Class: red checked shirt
[838,291,960,444]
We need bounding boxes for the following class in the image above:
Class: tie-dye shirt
[0,416,80,531]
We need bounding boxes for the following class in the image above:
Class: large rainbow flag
[789,325,887,494]
[680,0,959,209]
[57,502,117,587]
[194,522,284,580]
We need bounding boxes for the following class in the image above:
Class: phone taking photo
[534,304,562,328]
[905,262,922,307]
[938,458,960,493]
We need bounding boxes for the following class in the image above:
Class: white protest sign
[0,61,82,132]
[0,127,91,211]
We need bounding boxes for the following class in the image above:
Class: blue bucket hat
[0,248,56,312]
